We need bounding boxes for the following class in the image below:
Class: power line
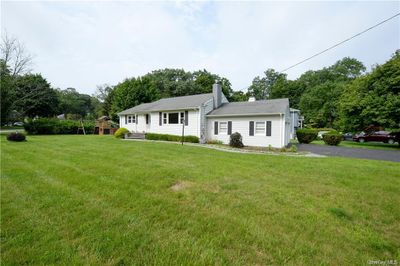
[280,12,400,73]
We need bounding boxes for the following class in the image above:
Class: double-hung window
[132,115,136,124]
[219,122,228,134]
[168,113,179,124]
[163,113,167,124]
[255,122,265,135]
[128,116,132,123]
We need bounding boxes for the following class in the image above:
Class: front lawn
[1,135,399,265]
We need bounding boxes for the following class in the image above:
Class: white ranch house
[118,83,300,148]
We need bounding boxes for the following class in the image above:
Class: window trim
[163,113,167,124]
[219,121,228,135]
[255,121,266,135]
[162,112,186,125]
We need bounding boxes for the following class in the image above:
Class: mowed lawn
[1,135,399,265]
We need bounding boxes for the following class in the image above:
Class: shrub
[24,118,95,135]
[7,132,26,142]
[145,133,199,143]
[114,128,129,138]
[296,129,318,144]
[229,132,244,148]
[183,135,200,143]
[289,145,298,152]
[322,133,342,146]
[206,139,223,145]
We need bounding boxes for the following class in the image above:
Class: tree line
[247,52,399,132]
[1,34,399,132]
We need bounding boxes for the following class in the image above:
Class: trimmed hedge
[229,132,244,148]
[296,129,318,144]
[322,133,342,146]
[114,128,129,138]
[24,118,95,135]
[145,133,199,143]
[7,132,26,142]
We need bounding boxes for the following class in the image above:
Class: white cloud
[1,1,399,94]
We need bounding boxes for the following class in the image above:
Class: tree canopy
[1,35,398,133]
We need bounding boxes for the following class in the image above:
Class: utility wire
[280,12,400,73]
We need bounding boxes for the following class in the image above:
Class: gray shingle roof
[118,93,213,115]
[207,98,289,116]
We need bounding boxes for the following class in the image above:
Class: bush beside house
[114,128,129,138]
[145,133,199,143]
[296,129,318,144]
[229,132,244,148]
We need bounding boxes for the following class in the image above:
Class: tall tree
[0,33,33,77]
[14,74,59,118]
[110,68,235,120]
[56,88,94,117]
[247,69,287,100]
[0,60,16,124]
[339,50,400,131]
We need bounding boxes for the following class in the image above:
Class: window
[163,113,167,124]
[132,115,136,124]
[168,113,179,124]
[219,122,228,134]
[146,114,150,124]
[255,122,265,135]
[128,116,132,123]
[180,112,185,124]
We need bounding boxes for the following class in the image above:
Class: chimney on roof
[248,96,256,102]
[213,82,222,109]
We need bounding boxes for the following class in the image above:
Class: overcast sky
[2,1,399,94]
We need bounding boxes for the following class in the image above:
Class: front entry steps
[124,132,146,139]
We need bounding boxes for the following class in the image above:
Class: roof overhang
[118,107,199,115]
[206,112,283,117]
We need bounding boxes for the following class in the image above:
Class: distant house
[118,83,294,148]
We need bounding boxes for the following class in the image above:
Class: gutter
[118,107,199,115]
[206,112,284,117]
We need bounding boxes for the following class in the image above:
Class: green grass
[311,140,399,150]
[1,135,400,265]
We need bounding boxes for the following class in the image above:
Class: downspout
[281,113,284,147]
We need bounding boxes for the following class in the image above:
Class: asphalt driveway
[297,144,400,162]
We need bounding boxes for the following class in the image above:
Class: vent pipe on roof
[248,97,256,102]
[213,82,222,109]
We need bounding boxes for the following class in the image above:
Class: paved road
[297,144,400,162]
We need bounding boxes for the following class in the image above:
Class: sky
[1,1,399,95]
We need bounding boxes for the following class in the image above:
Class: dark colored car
[353,131,396,144]
[342,133,353,141]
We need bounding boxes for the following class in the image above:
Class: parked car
[342,132,353,141]
[353,131,396,144]
[317,131,330,139]
[13,122,24,126]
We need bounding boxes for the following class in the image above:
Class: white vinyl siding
[207,115,286,148]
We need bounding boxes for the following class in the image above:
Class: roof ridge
[158,92,213,101]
